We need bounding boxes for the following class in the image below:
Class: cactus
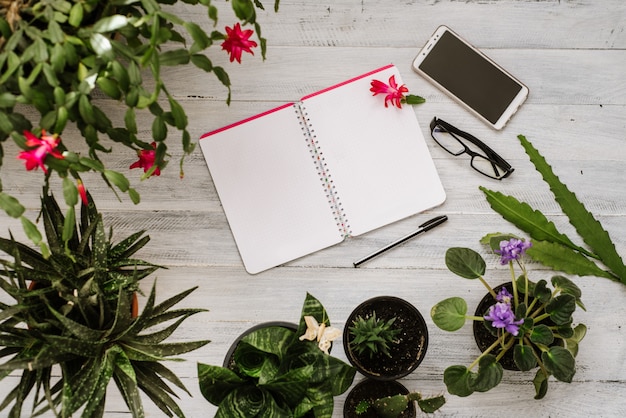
[349,312,402,358]
[356,392,446,417]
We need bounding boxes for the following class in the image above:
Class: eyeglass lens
[431,123,510,179]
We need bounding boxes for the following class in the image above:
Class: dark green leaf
[530,324,554,346]
[469,354,502,393]
[443,365,473,397]
[197,363,247,406]
[545,294,576,325]
[513,344,537,371]
[533,369,549,400]
[542,346,575,382]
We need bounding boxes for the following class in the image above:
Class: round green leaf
[542,346,576,383]
[443,365,473,397]
[545,294,576,325]
[431,297,467,331]
[445,247,486,279]
[470,354,503,393]
[514,344,537,371]
[530,324,554,346]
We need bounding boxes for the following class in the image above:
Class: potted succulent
[0,0,280,243]
[343,379,445,418]
[430,236,586,399]
[197,293,356,417]
[343,296,428,380]
[0,191,209,417]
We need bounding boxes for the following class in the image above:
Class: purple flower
[484,302,524,336]
[495,288,513,304]
[495,238,532,265]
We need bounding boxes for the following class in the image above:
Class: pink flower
[370,75,409,108]
[130,142,161,176]
[221,23,258,63]
[17,130,64,174]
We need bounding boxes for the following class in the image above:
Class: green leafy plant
[481,134,626,284]
[348,312,401,359]
[0,0,280,241]
[430,238,586,400]
[0,192,209,417]
[355,391,445,418]
[197,293,356,417]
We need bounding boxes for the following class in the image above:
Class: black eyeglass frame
[430,117,514,180]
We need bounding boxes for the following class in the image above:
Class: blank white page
[199,104,342,274]
[300,65,446,236]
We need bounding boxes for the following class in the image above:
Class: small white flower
[299,315,341,354]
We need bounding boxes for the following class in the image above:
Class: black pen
[353,215,448,267]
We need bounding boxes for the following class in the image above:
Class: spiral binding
[295,102,351,237]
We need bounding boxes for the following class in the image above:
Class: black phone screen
[417,30,523,124]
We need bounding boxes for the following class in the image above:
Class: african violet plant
[197,293,356,417]
[0,191,209,417]
[0,0,280,244]
[430,237,586,399]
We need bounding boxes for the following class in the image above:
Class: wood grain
[1,1,625,417]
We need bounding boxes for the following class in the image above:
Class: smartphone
[412,25,528,130]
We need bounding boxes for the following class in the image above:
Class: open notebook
[199,64,446,274]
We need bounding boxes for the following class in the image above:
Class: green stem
[509,262,519,308]
[467,315,485,322]
[468,335,505,370]
[494,333,516,364]
[479,275,497,299]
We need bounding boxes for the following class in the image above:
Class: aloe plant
[481,135,626,284]
[0,192,209,417]
[197,293,356,418]
[348,312,401,359]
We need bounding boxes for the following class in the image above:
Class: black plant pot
[223,321,297,368]
[343,379,416,418]
[343,296,428,380]
[473,282,563,371]
[473,282,518,370]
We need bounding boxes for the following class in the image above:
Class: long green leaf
[528,240,614,280]
[518,134,626,282]
[480,187,589,256]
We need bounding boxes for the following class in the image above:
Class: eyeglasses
[430,117,514,180]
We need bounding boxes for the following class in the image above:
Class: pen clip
[419,215,448,229]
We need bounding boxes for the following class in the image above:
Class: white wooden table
[2,1,626,416]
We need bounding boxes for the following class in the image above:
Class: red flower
[369,75,409,108]
[130,142,161,176]
[221,23,258,63]
[77,179,88,205]
[17,130,64,174]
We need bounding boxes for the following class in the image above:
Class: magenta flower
[496,238,532,265]
[17,130,64,174]
[221,23,258,63]
[484,302,524,336]
[130,142,161,176]
[370,75,409,108]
